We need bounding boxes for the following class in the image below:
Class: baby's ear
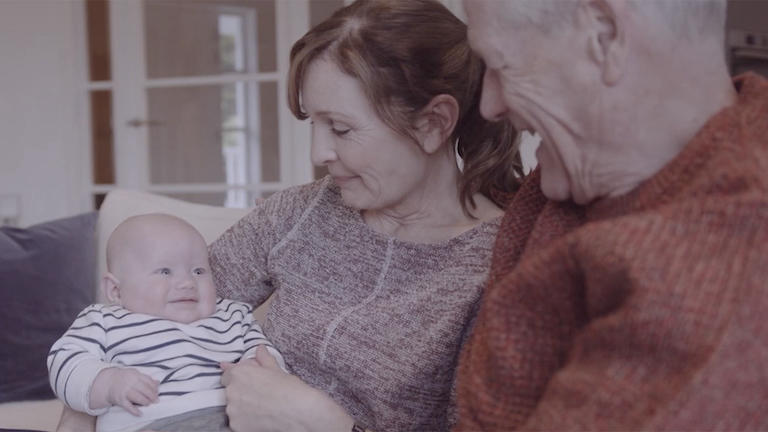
[101,272,121,304]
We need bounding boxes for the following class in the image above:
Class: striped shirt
[47,297,285,432]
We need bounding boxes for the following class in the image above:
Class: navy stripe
[130,354,218,368]
[69,321,106,332]
[162,370,222,384]
[160,363,221,383]
[103,310,133,320]
[243,337,269,346]
[189,333,243,346]
[158,385,223,397]
[52,350,87,395]
[208,309,245,323]
[68,335,105,351]
[106,327,179,351]
[75,306,102,320]
[221,301,239,314]
[111,339,245,361]
[197,320,240,334]
[106,317,166,332]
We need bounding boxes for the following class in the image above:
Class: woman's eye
[331,127,350,137]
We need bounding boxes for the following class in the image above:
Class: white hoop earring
[454,138,465,172]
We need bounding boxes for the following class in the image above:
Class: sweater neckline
[323,178,501,248]
[585,73,762,221]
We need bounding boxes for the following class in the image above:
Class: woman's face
[301,57,429,211]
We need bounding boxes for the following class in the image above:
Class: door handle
[126,118,165,128]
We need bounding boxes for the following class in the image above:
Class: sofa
[0,189,263,432]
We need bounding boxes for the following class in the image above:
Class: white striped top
[48,298,285,432]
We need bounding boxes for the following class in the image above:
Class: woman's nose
[479,69,509,122]
[310,128,338,166]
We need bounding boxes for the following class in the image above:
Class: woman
[214,1,520,430]
[56,0,521,431]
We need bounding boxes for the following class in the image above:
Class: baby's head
[103,213,217,323]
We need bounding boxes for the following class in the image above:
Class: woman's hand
[221,346,355,432]
[56,406,95,432]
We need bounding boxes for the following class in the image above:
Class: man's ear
[101,272,122,304]
[414,94,459,154]
[582,0,627,86]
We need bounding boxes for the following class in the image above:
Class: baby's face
[112,219,217,323]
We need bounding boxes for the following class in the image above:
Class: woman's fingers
[253,345,280,370]
[221,357,260,386]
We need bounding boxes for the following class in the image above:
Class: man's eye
[193,268,206,275]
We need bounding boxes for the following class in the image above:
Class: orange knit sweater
[455,73,768,431]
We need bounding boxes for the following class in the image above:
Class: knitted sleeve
[47,304,113,415]
[522,198,768,431]
[209,178,329,306]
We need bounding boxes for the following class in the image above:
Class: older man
[457,0,768,430]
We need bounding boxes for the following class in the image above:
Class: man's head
[103,213,217,323]
[464,0,731,204]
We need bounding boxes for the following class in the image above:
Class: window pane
[86,0,111,81]
[146,81,279,187]
[144,0,277,78]
[91,90,114,184]
[258,81,279,182]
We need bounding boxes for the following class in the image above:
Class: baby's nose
[177,276,195,290]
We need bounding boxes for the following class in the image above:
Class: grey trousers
[141,406,231,432]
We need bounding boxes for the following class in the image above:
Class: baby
[48,213,285,432]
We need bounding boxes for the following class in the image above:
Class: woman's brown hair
[288,0,523,214]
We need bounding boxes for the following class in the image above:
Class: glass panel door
[139,0,280,206]
[85,0,317,208]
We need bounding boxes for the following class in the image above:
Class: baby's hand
[91,367,159,416]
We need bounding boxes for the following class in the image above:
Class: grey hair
[496,0,726,40]
[632,0,726,40]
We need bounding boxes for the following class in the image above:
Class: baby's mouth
[170,298,198,303]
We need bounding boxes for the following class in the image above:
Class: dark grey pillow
[0,212,97,402]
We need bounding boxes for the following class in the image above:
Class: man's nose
[479,69,509,122]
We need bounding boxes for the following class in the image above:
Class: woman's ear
[583,0,627,86]
[101,272,122,304]
[415,94,459,154]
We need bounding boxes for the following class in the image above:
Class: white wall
[0,0,87,227]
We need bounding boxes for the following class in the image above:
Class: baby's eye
[193,268,206,275]
[158,268,171,275]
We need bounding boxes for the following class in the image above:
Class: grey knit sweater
[209,177,499,431]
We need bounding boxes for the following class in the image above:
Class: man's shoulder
[571,192,768,275]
